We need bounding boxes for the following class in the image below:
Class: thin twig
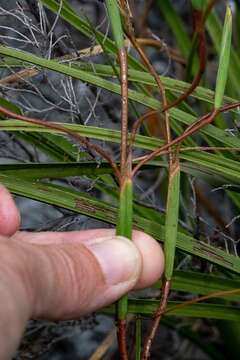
[0,105,120,180]
[165,288,240,315]
[141,279,171,360]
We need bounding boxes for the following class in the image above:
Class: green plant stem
[105,1,132,358]
[116,177,133,360]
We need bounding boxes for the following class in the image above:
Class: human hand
[0,184,164,359]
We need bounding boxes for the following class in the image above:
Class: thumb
[0,185,20,236]
[12,235,142,320]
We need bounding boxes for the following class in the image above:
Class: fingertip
[0,185,20,236]
[132,231,164,289]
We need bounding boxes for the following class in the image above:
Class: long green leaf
[106,0,124,50]
[2,121,240,186]
[156,271,240,302]
[214,6,232,109]
[0,173,239,273]
[1,46,239,151]
[116,179,133,320]
[206,9,240,96]
[104,300,240,321]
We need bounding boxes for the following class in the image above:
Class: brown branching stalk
[132,108,221,177]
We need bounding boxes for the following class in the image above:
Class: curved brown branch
[136,38,186,65]
[132,108,219,176]
[0,105,120,180]
[127,32,171,143]
[132,98,240,176]
[131,109,157,145]
[165,288,240,315]
[162,9,207,113]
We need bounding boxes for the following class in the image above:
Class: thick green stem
[116,178,133,319]
[116,177,133,360]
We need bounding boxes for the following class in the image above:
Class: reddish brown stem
[220,100,240,112]
[131,109,156,145]
[0,105,121,180]
[117,14,130,356]
[117,319,129,360]
[132,108,219,176]
[135,38,186,65]
[141,279,171,360]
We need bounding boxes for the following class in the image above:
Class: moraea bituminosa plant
[0,1,240,359]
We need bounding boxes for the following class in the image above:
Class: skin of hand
[0,184,164,359]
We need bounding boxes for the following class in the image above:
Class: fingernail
[86,236,141,286]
